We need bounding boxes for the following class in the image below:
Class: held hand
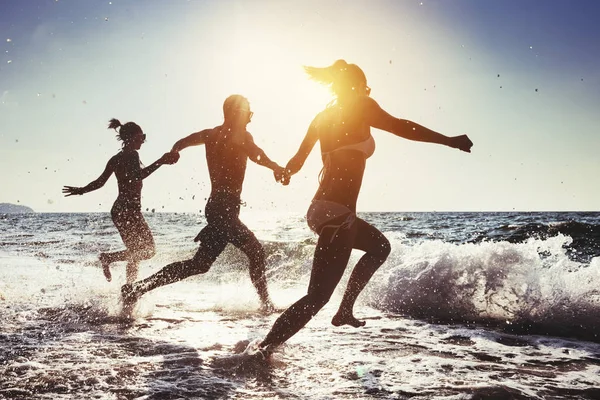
[451,135,473,153]
[160,151,180,165]
[62,186,83,197]
[281,168,291,186]
[273,166,290,186]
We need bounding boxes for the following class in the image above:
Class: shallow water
[1,212,600,399]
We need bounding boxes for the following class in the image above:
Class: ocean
[1,211,600,399]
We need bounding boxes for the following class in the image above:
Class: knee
[375,238,391,264]
[141,244,155,260]
[188,258,212,275]
[306,288,334,310]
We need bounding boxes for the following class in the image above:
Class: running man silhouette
[121,95,286,312]
[63,118,179,283]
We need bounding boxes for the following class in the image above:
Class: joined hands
[160,151,180,165]
[273,166,291,186]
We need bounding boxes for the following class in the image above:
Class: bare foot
[332,312,366,328]
[99,253,111,282]
[259,300,276,315]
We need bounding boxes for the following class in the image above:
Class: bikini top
[322,135,376,159]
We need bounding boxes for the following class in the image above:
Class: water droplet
[7,60,12,64]
[529,46,533,49]
[104,17,109,21]
[6,38,11,43]
[82,100,87,104]
[535,88,538,92]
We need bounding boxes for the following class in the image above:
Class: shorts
[193,194,257,258]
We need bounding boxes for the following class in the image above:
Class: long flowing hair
[304,59,367,100]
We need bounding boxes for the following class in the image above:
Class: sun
[209,31,333,153]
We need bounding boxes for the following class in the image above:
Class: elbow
[172,140,184,152]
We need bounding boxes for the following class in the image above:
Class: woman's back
[112,150,143,205]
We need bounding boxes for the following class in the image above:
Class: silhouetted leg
[122,238,226,306]
[102,241,155,283]
[100,250,128,282]
[109,209,155,283]
[231,223,273,311]
[259,223,355,349]
[125,260,139,284]
[332,218,391,327]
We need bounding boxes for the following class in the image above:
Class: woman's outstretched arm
[62,158,115,196]
[140,152,179,180]
[364,97,473,153]
[285,117,320,177]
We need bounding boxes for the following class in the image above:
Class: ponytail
[108,118,142,143]
[107,118,122,131]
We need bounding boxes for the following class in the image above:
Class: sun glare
[206,27,333,153]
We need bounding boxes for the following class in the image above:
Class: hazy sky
[1,0,599,213]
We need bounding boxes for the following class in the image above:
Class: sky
[1,0,599,213]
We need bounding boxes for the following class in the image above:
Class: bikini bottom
[306,200,356,241]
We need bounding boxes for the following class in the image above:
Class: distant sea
[1,211,599,399]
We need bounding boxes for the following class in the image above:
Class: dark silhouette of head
[304,59,370,99]
[222,94,253,127]
[108,118,145,149]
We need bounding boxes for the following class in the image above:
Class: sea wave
[472,220,600,262]
[371,235,600,342]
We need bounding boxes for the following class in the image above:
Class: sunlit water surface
[1,211,600,399]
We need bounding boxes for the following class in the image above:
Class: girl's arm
[364,97,473,152]
[62,158,115,196]
[140,152,179,180]
[285,117,320,177]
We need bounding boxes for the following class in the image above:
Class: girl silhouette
[63,119,178,283]
[257,60,473,353]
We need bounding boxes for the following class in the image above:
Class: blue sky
[1,0,599,212]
